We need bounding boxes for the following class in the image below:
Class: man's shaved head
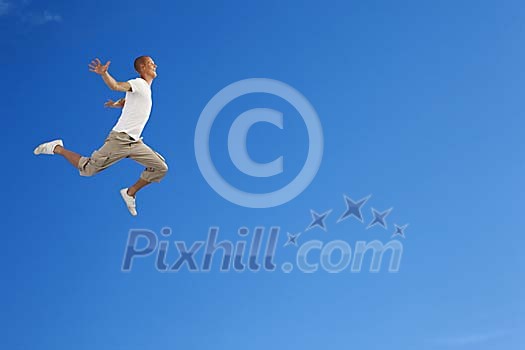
[134,56,149,73]
[133,56,157,82]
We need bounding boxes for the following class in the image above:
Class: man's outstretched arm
[88,58,131,92]
[104,98,126,108]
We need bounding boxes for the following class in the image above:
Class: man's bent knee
[155,162,168,182]
[77,156,103,177]
[160,162,168,175]
[141,162,168,183]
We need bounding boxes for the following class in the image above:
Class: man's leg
[119,141,168,215]
[54,145,82,168]
[128,141,168,194]
[127,178,150,197]
[34,133,127,177]
[34,139,82,169]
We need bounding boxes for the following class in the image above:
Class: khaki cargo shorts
[77,131,168,183]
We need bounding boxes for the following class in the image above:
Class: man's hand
[88,58,110,75]
[88,57,131,92]
[104,98,125,108]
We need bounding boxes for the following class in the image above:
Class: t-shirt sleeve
[127,78,142,93]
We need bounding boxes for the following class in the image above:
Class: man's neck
[140,75,154,85]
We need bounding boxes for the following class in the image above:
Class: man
[34,56,168,216]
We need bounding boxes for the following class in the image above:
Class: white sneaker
[33,139,63,155]
[120,188,137,216]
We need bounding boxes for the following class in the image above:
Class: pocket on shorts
[90,149,111,167]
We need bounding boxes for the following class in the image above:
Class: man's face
[142,57,157,78]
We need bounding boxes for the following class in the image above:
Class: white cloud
[23,10,62,25]
[0,0,10,16]
[0,1,62,25]
[40,10,61,23]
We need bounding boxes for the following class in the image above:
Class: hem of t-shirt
[111,128,141,141]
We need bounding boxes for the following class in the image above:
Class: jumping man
[34,56,168,216]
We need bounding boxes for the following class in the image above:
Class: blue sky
[2,0,524,349]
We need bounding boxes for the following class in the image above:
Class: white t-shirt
[112,78,152,140]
